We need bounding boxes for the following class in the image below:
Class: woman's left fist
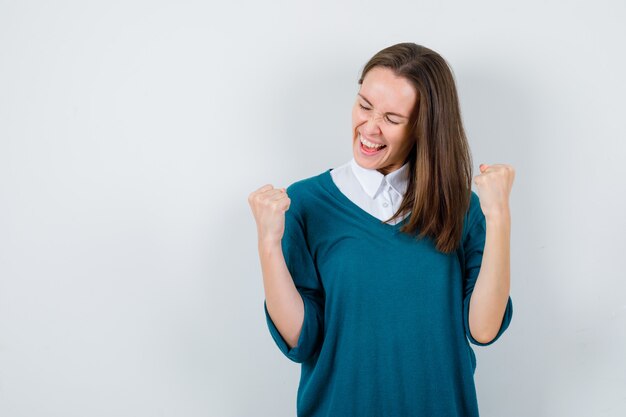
[473,163,515,219]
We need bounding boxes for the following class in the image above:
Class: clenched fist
[248,184,291,245]
[472,163,515,219]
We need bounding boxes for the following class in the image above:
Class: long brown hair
[359,42,473,254]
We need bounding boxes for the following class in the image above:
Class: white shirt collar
[349,157,410,199]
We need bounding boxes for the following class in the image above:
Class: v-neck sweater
[263,168,514,417]
[330,157,411,225]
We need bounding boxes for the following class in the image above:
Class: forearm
[258,238,304,349]
[468,211,511,344]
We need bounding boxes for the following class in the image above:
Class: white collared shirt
[330,157,411,225]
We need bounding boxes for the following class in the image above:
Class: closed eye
[360,104,400,125]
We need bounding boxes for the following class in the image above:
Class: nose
[364,112,383,134]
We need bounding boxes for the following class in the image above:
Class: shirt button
[383,202,389,207]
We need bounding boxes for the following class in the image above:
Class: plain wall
[1,0,625,416]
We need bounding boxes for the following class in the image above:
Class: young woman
[248,42,515,417]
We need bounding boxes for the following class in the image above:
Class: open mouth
[359,134,387,155]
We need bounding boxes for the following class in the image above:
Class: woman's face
[351,66,417,175]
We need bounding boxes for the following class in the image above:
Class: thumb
[479,163,489,173]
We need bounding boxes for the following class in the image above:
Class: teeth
[360,134,385,148]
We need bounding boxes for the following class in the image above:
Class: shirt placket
[381,182,396,223]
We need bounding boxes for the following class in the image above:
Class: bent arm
[468,211,511,344]
[259,238,304,349]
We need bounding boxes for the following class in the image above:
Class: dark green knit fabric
[264,168,513,417]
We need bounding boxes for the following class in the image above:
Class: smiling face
[352,66,418,175]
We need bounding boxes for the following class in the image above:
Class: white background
[1,0,625,416]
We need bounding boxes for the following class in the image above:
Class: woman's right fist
[248,184,291,244]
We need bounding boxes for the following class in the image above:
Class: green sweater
[264,168,513,417]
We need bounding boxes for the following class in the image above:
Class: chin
[353,155,376,170]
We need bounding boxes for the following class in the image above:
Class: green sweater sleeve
[264,185,325,363]
[462,191,514,346]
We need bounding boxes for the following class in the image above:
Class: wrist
[258,237,283,252]
[485,210,511,227]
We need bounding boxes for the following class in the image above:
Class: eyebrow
[358,93,409,119]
